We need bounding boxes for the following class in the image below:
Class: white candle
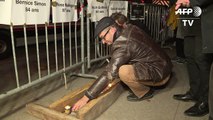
[64,105,71,114]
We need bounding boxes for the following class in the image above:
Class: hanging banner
[52,0,78,23]
[87,0,110,22]
[109,1,128,17]
[11,0,50,25]
[0,0,12,25]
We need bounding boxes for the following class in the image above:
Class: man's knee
[119,65,134,81]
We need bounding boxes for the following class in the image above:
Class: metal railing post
[69,22,72,66]
[80,0,85,74]
[35,24,41,79]
[54,23,59,71]
[87,15,91,69]
[10,23,20,88]
[23,23,31,83]
[45,22,50,74]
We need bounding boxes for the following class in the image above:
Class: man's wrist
[82,95,90,102]
[85,91,95,100]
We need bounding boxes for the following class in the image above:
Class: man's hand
[175,0,190,10]
[72,95,90,111]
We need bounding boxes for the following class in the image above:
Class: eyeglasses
[100,28,110,40]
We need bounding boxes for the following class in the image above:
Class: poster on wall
[11,0,50,25]
[109,1,128,17]
[52,0,78,23]
[0,0,12,25]
[87,0,110,22]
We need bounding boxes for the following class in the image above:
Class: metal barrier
[0,21,84,99]
[0,2,85,99]
[143,4,169,43]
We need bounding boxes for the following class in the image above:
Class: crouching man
[72,17,172,111]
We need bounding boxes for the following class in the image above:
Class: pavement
[1,60,209,120]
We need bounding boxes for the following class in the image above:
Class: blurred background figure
[166,4,186,64]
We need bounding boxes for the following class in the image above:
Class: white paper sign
[52,0,78,23]
[11,0,50,25]
[87,0,110,22]
[0,0,12,25]
[109,1,128,17]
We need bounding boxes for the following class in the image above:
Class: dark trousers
[209,63,213,120]
[184,36,213,102]
[176,38,185,58]
[174,27,185,58]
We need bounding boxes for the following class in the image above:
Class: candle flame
[65,105,71,110]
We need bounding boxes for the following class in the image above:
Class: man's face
[99,27,114,45]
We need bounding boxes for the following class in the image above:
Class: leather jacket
[85,24,172,100]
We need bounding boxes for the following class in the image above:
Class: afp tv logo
[175,6,202,26]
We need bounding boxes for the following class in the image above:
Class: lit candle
[108,83,112,87]
[64,105,71,114]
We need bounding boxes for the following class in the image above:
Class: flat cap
[94,17,116,38]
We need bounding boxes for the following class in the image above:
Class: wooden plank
[49,81,94,112]
[76,80,124,120]
[26,103,79,120]
[27,80,124,120]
